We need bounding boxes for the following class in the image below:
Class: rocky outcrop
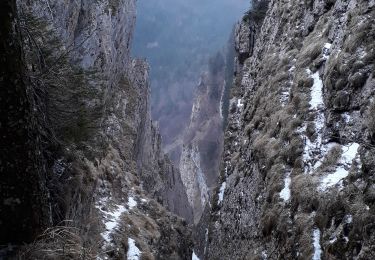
[207,0,375,259]
[176,52,228,224]
[175,37,236,257]
[1,0,192,258]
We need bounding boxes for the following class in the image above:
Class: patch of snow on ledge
[306,69,324,110]
[127,238,141,260]
[128,197,137,209]
[100,204,127,243]
[323,43,332,60]
[345,214,353,224]
[324,43,332,50]
[192,251,200,260]
[319,143,360,191]
[300,69,327,173]
[262,250,268,259]
[342,113,351,123]
[218,181,226,205]
[237,98,244,108]
[312,228,322,260]
[280,171,291,201]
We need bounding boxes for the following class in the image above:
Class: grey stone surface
[206,0,375,259]
[17,0,193,258]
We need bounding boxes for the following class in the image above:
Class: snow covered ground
[237,98,244,108]
[192,251,200,260]
[300,69,326,173]
[100,204,127,243]
[128,197,137,209]
[306,69,324,110]
[319,143,360,191]
[96,196,139,244]
[312,228,322,260]
[217,165,228,205]
[218,181,227,204]
[127,238,141,260]
[280,171,291,201]
[322,43,332,60]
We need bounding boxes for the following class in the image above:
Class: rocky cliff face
[178,59,226,223]
[207,0,375,259]
[172,43,239,225]
[1,0,192,258]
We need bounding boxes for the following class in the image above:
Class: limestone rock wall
[2,0,193,258]
[207,0,375,259]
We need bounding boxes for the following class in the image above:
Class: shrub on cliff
[243,0,269,24]
[19,12,104,146]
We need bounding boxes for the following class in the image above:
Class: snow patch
[323,43,332,60]
[280,171,291,201]
[312,228,322,260]
[300,70,327,173]
[128,197,137,209]
[319,143,360,191]
[306,69,324,110]
[192,251,200,260]
[237,98,244,108]
[319,167,349,191]
[345,214,353,224]
[329,236,337,244]
[218,181,226,204]
[324,43,332,49]
[342,113,351,123]
[262,250,268,259]
[99,204,127,243]
[127,238,141,260]
[341,143,360,164]
[300,112,326,173]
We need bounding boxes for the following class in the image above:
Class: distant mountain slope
[132,0,248,148]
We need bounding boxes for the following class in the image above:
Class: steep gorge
[1,0,375,259]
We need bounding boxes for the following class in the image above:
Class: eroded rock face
[207,0,375,259]
[6,0,193,258]
[178,57,227,224]
[26,0,136,76]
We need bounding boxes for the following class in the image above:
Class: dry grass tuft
[291,174,319,213]
[17,224,95,259]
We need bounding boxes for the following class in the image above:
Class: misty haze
[133,0,249,148]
